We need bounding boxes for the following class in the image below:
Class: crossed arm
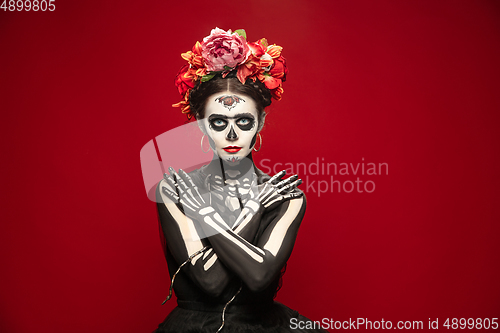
[156,170,306,296]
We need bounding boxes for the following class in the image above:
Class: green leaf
[201,74,215,82]
[223,65,233,71]
[234,29,247,39]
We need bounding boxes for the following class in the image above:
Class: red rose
[269,56,288,81]
[248,40,267,57]
[174,64,195,96]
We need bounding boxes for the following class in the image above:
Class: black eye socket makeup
[208,113,256,132]
[235,117,255,131]
[208,115,228,131]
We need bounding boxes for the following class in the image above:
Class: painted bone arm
[159,169,305,293]
[195,196,306,292]
[156,178,264,297]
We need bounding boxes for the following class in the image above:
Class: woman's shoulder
[155,178,172,205]
[188,166,208,183]
[254,166,271,184]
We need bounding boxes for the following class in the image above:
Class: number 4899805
[1,0,56,11]
[443,318,498,330]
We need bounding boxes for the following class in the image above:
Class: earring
[201,134,211,153]
[253,133,262,152]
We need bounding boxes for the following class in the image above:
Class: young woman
[154,28,326,333]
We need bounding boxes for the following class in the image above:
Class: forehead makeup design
[215,95,245,111]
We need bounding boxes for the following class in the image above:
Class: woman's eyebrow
[233,113,255,119]
[208,113,254,121]
[208,114,229,121]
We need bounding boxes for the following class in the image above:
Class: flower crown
[173,28,288,119]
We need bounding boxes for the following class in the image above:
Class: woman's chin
[216,149,252,165]
[223,155,242,165]
[218,151,249,165]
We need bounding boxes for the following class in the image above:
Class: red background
[1,1,499,332]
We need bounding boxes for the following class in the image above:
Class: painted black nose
[226,125,237,140]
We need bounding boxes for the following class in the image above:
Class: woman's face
[202,91,260,164]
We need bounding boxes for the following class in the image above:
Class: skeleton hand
[257,170,303,212]
[161,167,213,222]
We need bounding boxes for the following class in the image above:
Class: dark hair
[189,71,272,123]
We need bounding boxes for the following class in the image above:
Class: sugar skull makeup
[202,92,259,164]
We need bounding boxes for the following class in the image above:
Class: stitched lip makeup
[223,146,242,153]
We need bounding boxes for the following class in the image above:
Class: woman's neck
[206,153,255,182]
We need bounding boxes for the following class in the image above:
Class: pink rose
[201,28,250,72]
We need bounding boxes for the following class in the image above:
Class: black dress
[154,166,328,333]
